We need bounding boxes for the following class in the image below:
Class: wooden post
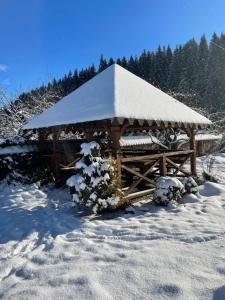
[190,128,197,176]
[37,130,49,173]
[85,129,94,142]
[111,119,122,179]
[159,155,167,176]
[38,130,48,153]
[52,127,61,186]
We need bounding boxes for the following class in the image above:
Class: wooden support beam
[37,130,49,153]
[189,128,197,176]
[159,155,167,176]
[183,126,197,176]
[111,118,122,179]
[52,127,61,186]
[120,120,130,136]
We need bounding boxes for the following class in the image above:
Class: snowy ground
[1,156,225,299]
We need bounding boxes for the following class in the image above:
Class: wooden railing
[121,150,194,196]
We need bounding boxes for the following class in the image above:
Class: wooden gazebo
[24,64,211,197]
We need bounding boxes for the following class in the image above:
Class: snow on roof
[177,133,222,142]
[119,135,159,147]
[120,133,222,147]
[24,64,211,130]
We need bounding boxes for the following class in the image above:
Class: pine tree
[164,46,173,89]
[206,33,225,108]
[127,55,139,74]
[121,56,128,68]
[98,54,108,72]
[108,57,115,66]
[178,39,198,93]
[66,142,122,213]
[168,45,183,91]
[195,35,209,105]
[153,46,164,88]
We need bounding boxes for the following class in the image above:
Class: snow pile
[154,177,185,206]
[66,142,122,213]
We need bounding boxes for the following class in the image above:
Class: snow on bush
[66,142,123,214]
[182,177,199,194]
[153,177,185,206]
[0,152,53,185]
[154,176,200,206]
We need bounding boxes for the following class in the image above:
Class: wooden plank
[60,156,80,168]
[121,164,155,186]
[126,159,159,194]
[121,150,194,163]
[123,188,155,201]
[61,167,75,170]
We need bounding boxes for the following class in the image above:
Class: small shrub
[66,142,123,214]
[202,155,218,183]
[153,177,185,206]
[182,177,199,194]
[0,152,53,185]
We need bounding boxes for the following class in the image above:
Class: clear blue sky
[0,0,224,95]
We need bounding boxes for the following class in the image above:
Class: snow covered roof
[177,133,222,142]
[24,64,211,130]
[120,135,160,147]
[120,133,222,147]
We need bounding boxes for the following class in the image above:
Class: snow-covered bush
[153,177,185,206]
[182,177,199,194]
[0,152,53,185]
[0,134,54,185]
[66,142,123,214]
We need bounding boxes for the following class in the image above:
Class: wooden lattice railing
[120,150,194,196]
